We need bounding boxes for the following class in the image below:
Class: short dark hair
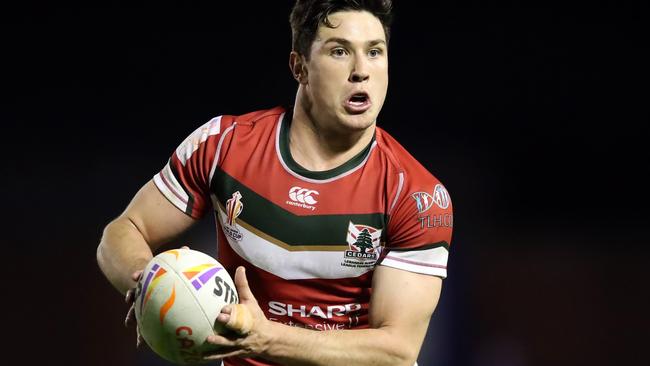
[290,0,393,59]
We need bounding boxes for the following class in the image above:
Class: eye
[368,48,383,58]
[331,47,348,57]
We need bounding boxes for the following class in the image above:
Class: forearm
[96,218,154,294]
[261,322,416,366]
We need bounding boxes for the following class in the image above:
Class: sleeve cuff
[378,246,449,278]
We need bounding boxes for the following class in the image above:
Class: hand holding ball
[134,248,240,364]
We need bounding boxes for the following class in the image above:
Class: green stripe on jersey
[212,168,387,247]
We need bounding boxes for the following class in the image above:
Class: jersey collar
[276,109,377,183]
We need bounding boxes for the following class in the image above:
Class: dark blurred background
[2,1,648,365]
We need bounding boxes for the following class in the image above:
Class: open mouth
[344,92,372,113]
[349,93,369,105]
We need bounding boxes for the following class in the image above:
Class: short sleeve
[381,176,453,278]
[153,116,227,219]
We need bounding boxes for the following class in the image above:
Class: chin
[333,117,370,133]
[343,112,377,130]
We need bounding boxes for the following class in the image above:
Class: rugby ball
[134,248,238,365]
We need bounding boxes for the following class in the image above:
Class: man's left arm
[205,265,442,366]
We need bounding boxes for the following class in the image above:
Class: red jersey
[153,106,453,366]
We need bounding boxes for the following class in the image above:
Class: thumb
[234,266,255,302]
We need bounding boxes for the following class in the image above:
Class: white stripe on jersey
[154,163,189,211]
[208,123,237,186]
[389,172,404,214]
[214,204,375,280]
[175,116,222,166]
[381,246,449,278]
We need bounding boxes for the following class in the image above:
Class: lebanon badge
[341,222,383,270]
[222,191,244,241]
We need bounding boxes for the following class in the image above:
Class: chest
[211,174,388,281]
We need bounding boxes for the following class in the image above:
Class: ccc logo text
[286,186,319,211]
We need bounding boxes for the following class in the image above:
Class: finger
[125,304,136,327]
[214,306,231,325]
[216,312,230,325]
[136,326,143,348]
[234,267,255,302]
[203,348,247,361]
[224,304,254,335]
[205,334,239,347]
[125,288,135,304]
[202,335,243,361]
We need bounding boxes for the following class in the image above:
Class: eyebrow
[323,37,386,46]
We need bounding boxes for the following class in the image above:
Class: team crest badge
[222,191,244,241]
[344,222,383,260]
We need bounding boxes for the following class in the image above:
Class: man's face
[302,10,388,133]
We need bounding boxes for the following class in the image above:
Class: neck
[289,98,375,172]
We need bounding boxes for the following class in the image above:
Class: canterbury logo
[288,187,319,205]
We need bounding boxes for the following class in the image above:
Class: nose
[349,55,370,83]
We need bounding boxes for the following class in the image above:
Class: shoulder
[172,106,285,165]
[188,105,285,137]
[374,127,444,187]
[226,105,286,127]
[374,127,451,219]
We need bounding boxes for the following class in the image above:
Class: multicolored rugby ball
[134,248,239,365]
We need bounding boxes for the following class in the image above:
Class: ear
[289,51,308,84]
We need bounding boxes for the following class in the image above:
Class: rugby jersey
[154,106,453,366]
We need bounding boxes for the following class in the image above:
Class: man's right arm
[97,180,196,295]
